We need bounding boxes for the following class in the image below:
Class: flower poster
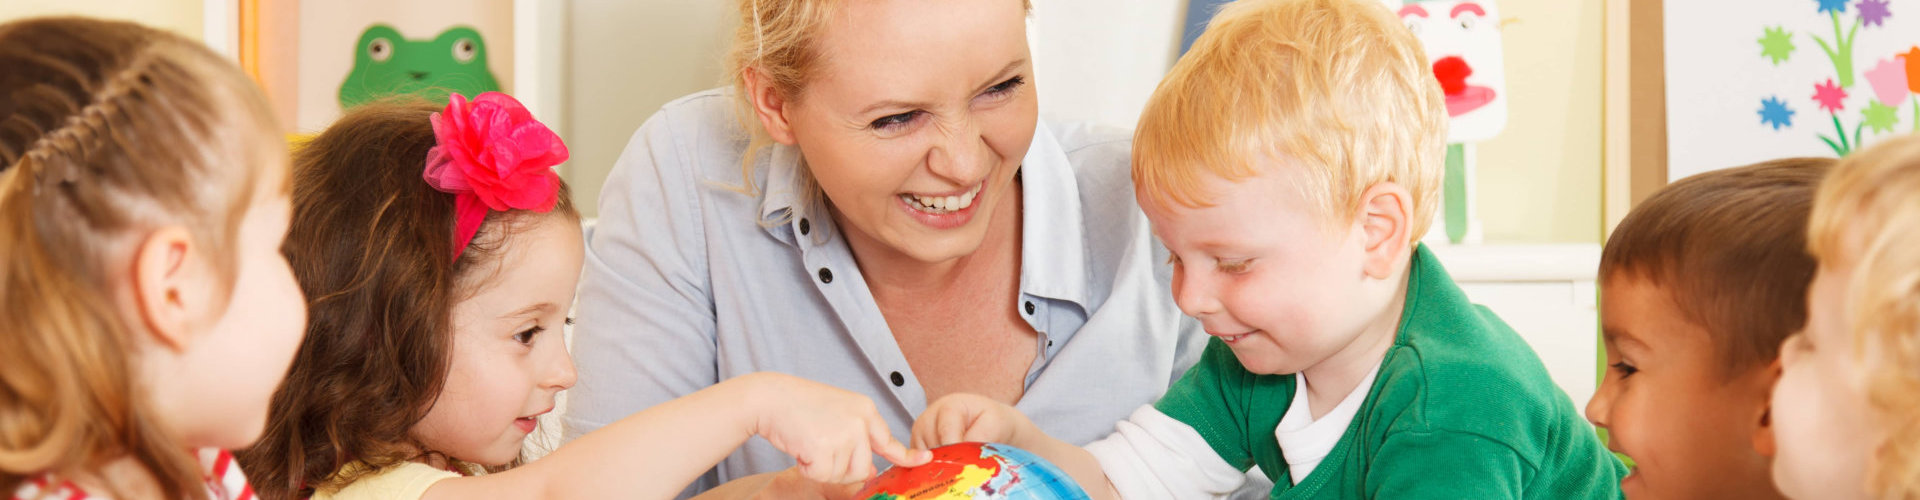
[1665,0,1920,181]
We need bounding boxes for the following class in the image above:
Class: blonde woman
[565,0,1206,497]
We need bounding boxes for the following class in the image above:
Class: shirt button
[890,371,906,387]
[818,267,833,284]
[1024,301,1035,315]
[799,218,811,235]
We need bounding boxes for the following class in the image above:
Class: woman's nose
[926,118,991,184]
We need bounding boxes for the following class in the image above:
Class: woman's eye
[870,111,920,131]
[983,76,1025,97]
[1609,362,1639,378]
[513,326,545,345]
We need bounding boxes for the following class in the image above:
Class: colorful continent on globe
[856,442,1091,500]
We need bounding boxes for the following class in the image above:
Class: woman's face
[763,0,1037,265]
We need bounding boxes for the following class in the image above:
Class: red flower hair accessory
[421,92,569,261]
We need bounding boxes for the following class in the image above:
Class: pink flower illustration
[1813,78,1849,113]
[1865,56,1911,106]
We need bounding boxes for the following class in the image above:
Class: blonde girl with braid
[0,16,305,500]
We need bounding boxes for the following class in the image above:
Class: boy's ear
[1357,182,1414,279]
[132,226,202,353]
[1752,357,1784,457]
[743,67,799,145]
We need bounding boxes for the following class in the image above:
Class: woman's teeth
[902,184,982,214]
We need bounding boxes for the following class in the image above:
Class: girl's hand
[910,393,1036,449]
[741,373,931,484]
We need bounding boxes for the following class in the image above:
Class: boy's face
[1587,277,1784,500]
[1771,263,1877,500]
[1141,165,1387,376]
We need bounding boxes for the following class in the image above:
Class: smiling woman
[562,0,1206,498]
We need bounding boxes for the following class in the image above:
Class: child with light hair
[1771,135,1920,500]
[909,0,1625,497]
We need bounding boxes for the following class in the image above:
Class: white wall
[1028,0,1188,130]
[0,0,202,40]
[561,0,736,217]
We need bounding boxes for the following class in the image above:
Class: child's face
[1141,166,1385,376]
[1587,277,1783,500]
[169,165,308,450]
[1771,263,1878,499]
[413,214,584,466]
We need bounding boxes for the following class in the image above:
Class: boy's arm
[1083,407,1249,499]
[1363,430,1529,499]
[424,373,924,500]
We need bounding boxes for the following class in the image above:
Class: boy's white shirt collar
[1275,364,1382,485]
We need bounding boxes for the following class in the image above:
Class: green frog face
[337,24,501,109]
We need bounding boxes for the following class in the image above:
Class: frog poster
[291,0,514,131]
[1665,0,1920,181]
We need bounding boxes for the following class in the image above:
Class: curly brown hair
[234,100,576,500]
[0,17,284,500]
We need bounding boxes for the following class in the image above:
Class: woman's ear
[743,67,799,145]
[1357,182,1414,279]
[131,226,203,352]
[1753,357,1784,456]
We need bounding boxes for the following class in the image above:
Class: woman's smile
[897,181,984,229]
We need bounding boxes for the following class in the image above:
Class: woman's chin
[889,230,988,264]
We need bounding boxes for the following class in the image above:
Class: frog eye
[368,37,394,62]
[452,38,478,63]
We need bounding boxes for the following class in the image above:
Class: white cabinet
[1429,244,1601,413]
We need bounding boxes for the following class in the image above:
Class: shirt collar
[1016,123,1089,308]
[756,142,810,234]
[754,122,1091,309]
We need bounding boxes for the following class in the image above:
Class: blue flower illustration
[1760,96,1797,130]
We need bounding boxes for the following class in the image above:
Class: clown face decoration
[1391,0,1509,143]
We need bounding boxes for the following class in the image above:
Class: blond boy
[1772,135,1920,500]
[1587,158,1830,500]
[910,0,1623,497]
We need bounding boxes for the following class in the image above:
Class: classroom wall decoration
[1665,0,1920,181]
[287,0,514,131]
[337,25,502,110]
[1394,0,1509,244]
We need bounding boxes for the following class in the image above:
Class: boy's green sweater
[1155,245,1626,499]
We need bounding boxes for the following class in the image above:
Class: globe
[855,442,1092,500]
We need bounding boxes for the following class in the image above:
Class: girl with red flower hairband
[236,93,928,500]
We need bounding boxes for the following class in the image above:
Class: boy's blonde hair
[1134,0,1447,241]
[1806,135,1920,498]
[0,17,284,500]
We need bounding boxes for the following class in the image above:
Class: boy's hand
[910,393,1037,449]
[742,373,932,484]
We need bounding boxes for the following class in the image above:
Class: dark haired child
[1586,158,1830,499]
[237,94,926,500]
